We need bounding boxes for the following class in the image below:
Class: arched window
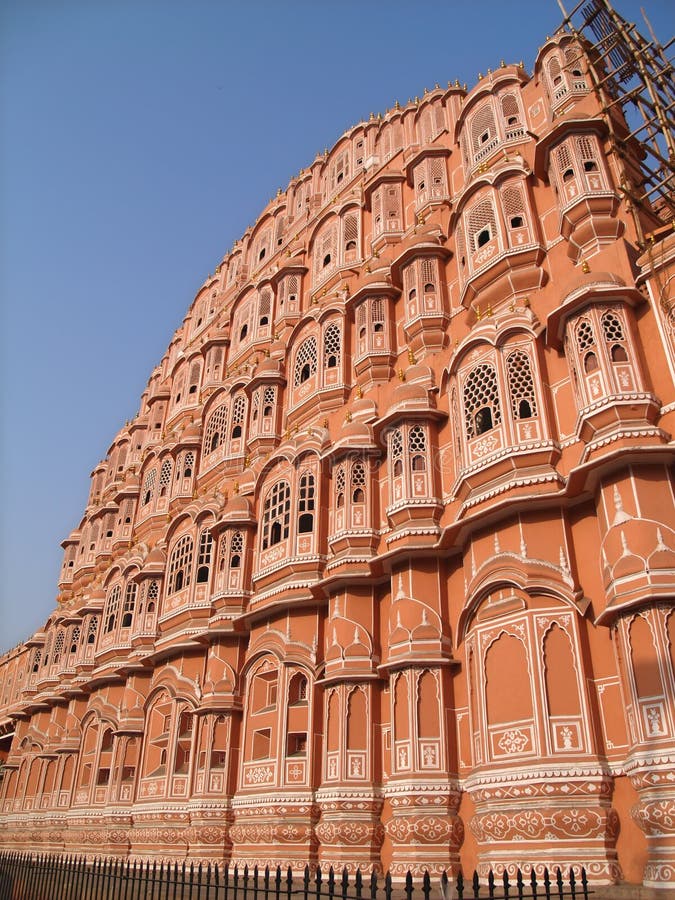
[263,386,275,418]
[463,363,502,439]
[230,531,243,569]
[602,310,629,362]
[142,469,156,507]
[159,459,172,497]
[294,336,318,387]
[506,350,537,420]
[121,583,137,629]
[183,451,194,479]
[343,212,359,254]
[323,322,341,370]
[262,481,291,550]
[351,459,366,503]
[408,425,427,472]
[230,394,246,441]
[335,463,346,509]
[104,585,122,634]
[390,428,403,477]
[168,535,193,594]
[204,404,228,455]
[467,198,498,256]
[196,530,213,583]
[298,472,316,534]
[575,316,597,377]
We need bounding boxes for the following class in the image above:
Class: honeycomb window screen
[434,104,446,135]
[263,386,276,415]
[467,198,498,252]
[104,585,122,634]
[69,626,81,654]
[576,136,602,177]
[463,363,502,439]
[390,428,403,476]
[298,472,316,533]
[147,581,159,604]
[408,424,427,472]
[204,404,228,454]
[53,629,65,664]
[196,530,213,583]
[31,650,42,673]
[324,322,341,369]
[251,391,260,422]
[294,336,318,387]
[142,469,156,507]
[218,535,228,571]
[262,481,291,550]
[231,394,246,439]
[575,318,596,352]
[371,297,385,330]
[357,302,367,328]
[183,452,194,478]
[315,224,338,279]
[122,583,137,628]
[335,463,346,507]
[385,185,401,223]
[288,275,299,300]
[351,459,366,491]
[87,617,99,645]
[168,535,193,594]
[506,350,538,419]
[159,459,172,496]
[230,531,244,568]
[548,55,563,86]
[601,310,625,343]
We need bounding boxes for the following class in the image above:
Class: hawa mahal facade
[1,27,674,892]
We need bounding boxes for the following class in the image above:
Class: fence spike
[474,869,481,898]
[385,870,393,900]
[355,868,363,900]
[369,868,377,900]
[555,867,564,899]
[530,867,538,900]
[517,867,524,900]
[503,867,510,899]
[456,870,464,900]
[405,869,413,900]
[422,869,431,900]
[543,867,551,900]
[581,867,588,900]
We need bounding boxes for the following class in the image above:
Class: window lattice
[53,630,65,662]
[335,464,346,500]
[258,289,272,323]
[467,198,497,251]
[204,404,228,454]
[421,258,436,290]
[87,617,99,643]
[324,322,341,368]
[231,531,243,559]
[343,213,358,248]
[357,302,367,327]
[299,473,315,513]
[390,428,403,460]
[69,626,81,653]
[552,143,574,177]
[429,157,446,192]
[231,394,246,429]
[32,650,42,672]
[168,535,193,594]
[601,310,625,342]
[262,481,291,550]
[105,585,122,633]
[122,583,137,626]
[147,581,159,603]
[351,459,366,488]
[471,104,496,151]
[502,185,526,220]
[263,386,276,408]
[501,93,520,122]
[575,318,596,351]
[294,336,318,386]
[183,451,194,477]
[506,350,538,418]
[188,362,200,394]
[142,469,156,506]
[198,530,213,567]
[463,364,502,439]
[371,298,385,325]
[408,425,427,454]
[159,459,172,492]
[251,391,260,421]
[576,136,597,163]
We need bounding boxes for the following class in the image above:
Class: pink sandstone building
[1,4,674,891]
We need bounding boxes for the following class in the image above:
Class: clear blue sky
[1,0,672,652]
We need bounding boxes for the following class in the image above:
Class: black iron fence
[0,851,590,900]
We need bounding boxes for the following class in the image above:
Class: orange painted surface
[0,32,674,888]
